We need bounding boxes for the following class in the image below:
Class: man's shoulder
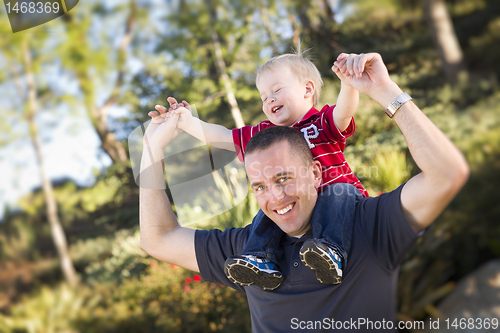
[195,224,252,252]
[356,185,404,211]
[194,224,253,289]
[352,184,420,270]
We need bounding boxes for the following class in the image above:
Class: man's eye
[278,177,289,183]
[262,98,267,102]
[256,185,265,191]
[275,88,281,93]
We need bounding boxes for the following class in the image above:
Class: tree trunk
[91,1,136,166]
[321,0,335,22]
[22,37,78,288]
[89,103,129,166]
[260,2,279,57]
[63,1,136,167]
[290,13,300,49]
[424,0,468,84]
[204,0,246,128]
[295,0,341,54]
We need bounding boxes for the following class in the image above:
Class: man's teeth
[276,204,293,215]
[272,106,281,113]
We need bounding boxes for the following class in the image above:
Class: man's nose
[269,184,285,202]
[267,96,275,105]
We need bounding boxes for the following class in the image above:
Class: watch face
[386,93,411,118]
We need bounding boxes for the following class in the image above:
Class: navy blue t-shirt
[195,185,419,332]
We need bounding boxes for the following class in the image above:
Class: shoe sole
[300,240,341,285]
[224,258,283,291]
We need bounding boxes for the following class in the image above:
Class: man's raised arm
[139,111,199,272]
[334,53,469,233]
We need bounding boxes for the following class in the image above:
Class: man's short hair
[256,49,323,105]
[244,126,313,166]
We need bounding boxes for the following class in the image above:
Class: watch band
[385,92,412,118]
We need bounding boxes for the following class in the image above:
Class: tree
[59,0,138,168]
[0,30,79,287]
[203,0,245,128]
[134,0,263,128]
[424,0,468,84]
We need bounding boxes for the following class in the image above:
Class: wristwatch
[385,92,412,118]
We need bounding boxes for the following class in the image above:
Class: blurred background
[0,0,499,331]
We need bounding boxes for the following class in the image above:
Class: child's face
[257,65,314,126]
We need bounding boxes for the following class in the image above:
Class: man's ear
[311,160,322,189]
[304,80,315,99]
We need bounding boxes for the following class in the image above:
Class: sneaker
[299,239,343,284]
[224,255,283,291]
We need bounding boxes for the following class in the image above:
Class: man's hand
[144,106,181,155]
[155,97,194,132]
[332,53,396,105]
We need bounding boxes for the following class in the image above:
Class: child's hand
[332,53,365,79]
[331,61,353,87]
[332,53,392,97]
[155,97,194,132]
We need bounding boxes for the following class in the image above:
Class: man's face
[257,66,314,127]
[245,140,322,236]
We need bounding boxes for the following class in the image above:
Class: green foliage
[0,283,86,333]
[82,229,148,284]
[173,161,258,229]
[0,215,37,262]
[0,263,251,333]
[366,151,411,193]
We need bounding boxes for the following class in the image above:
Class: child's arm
[155,97,235,151]
[331,54,360,133]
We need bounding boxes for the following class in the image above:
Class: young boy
[153,52,368,291]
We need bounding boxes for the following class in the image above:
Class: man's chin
[279,224,311,237]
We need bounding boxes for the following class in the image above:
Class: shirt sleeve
[356,184,419,271]
[232,121,274,162]
[195,225,252,292]
[321,105,355,143]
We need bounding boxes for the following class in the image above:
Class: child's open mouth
[272,106,283,114]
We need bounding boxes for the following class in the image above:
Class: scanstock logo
[4,0,79,33]
[128,105,250,226]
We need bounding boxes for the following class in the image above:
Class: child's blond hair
[256,47,323,105]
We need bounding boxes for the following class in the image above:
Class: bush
[0,262,251,333]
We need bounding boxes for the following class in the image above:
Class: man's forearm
[138,115,199,271]
[139,148,180,254]
[369,82,469,230]
[371,82,468,182]
[184,118,235,151]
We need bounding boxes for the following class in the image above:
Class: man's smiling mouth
[276,203,294,215]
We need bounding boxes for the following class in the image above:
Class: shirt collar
[294,106,321,125]
[281,228,313,245]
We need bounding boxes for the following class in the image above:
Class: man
[139,53,469,332]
